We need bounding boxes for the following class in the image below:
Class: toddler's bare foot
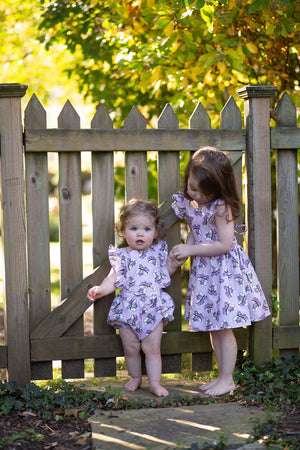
[199,377,219,391]
[204,380,236,396]
[149,382,169,397]
[125,378,142,392]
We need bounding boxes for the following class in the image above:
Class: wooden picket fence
[0,83,299,385]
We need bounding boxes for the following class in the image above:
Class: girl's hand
[171,244,192,261]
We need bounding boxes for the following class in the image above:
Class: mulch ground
[0,411,92,449]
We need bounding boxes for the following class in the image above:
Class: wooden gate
[0,83,299,384]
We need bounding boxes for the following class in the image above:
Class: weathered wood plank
[91,104,116,377]
[58,101,84,378]
[31,260,111,339]
[31,329,248,361]
[24,94,52,380]
[221,96,244,248]
[124,106,148,201]
[189,101,213,372]
[0,85,31,384]
[272,326,300,350]
[275,92,299,359]
[271,126,300,149]
[25,129,246,152]
[0,346,7,369]
[238,87,275,363]
[158,104,181,372]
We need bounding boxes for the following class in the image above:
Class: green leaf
[248,0,270,14]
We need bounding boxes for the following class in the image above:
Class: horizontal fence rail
[24,127,300,152]
[24,128,246,152]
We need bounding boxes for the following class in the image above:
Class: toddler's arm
[87,269,117,302]
[166,253,183,275]
[167,230,194,273]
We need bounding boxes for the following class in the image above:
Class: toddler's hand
[87,286,101,303]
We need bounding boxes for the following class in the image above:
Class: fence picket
[275,93,299,359]
[91,104,116,376]
[58,101,84,378]
[221,97,244,244]
[124,106,148,201]
[157,104,182,373]
[188,101,213,372]
[24,94,52,380]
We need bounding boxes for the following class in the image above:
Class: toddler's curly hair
[116,198,166,247]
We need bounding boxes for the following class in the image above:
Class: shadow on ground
[86,377,276,449]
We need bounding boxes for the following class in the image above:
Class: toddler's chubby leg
[119,328,142,392]
[142,321,169,397]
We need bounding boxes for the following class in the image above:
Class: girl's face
[187,172,213,207]
[122,213,157,251]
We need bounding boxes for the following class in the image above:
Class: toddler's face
[187,173,213,207]
[122,213,157,251]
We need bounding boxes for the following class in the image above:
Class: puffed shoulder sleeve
[108,245,127,288]
[172,192,188,219]
[204,199,225,224]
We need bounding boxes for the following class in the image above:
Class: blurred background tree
[37,0,300,126]
[0,0,94,126]
[1,0,299,126]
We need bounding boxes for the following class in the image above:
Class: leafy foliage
[37,0,300,125]
[0,0,92,112]
[233,355,300,411]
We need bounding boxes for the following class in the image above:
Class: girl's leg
[200,331,222,390]
[119,328,142,391]
[205,328,237,396]
[141,321,168,397]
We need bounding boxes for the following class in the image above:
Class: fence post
[0,83,30,383]
[237,84,277,363]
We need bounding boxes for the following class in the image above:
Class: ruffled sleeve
[108,245,127,288]
[203,199,224,224]
[172,192,189,219]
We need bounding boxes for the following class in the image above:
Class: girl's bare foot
[125,378,142,392]
[149,382,169,397]
[204,380,236,396]
[199,377,219,391]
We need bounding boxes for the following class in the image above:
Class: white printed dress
[172,192,271,332]
[107,241,174,340]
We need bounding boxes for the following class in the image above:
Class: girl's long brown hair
[182,146,241,221]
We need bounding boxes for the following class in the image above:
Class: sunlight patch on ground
[167,418,220,432]
[93,432,146,449]
[97,423,176,447]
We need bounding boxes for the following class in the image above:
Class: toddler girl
[170,147,271,396]
[88,198,177,397]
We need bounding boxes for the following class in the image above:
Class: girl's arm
[171,204,234,260]
[87,268,117,302]
[167,230,195,273]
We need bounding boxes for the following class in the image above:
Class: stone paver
[87,377,273,449]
